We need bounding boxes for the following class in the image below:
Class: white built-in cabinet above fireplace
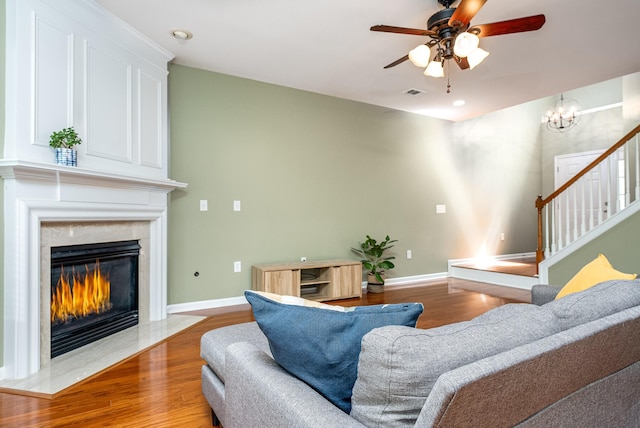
[2,0,185,380]
[4,0,174,179]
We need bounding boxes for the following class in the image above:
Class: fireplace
[50,240,141,358]
[1,166,184,380]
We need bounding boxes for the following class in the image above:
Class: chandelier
[544,94,581,133]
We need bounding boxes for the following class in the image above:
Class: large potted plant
[50,126,82,167]
[351,235,397,293]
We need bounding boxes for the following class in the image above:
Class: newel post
[535,195,545,267]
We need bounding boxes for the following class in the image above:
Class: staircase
[536,123,640,282]
[449,124,640,289]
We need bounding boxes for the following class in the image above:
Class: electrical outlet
[406,250,412,259]
[200,200,208,211]
[233,261,241,272]
[500,232,505,241]
[233,200,241,211]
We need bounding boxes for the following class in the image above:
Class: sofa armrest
[224,342,366,428]
[531,284,562,305]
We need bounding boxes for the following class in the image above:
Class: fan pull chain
[446,60,451,93]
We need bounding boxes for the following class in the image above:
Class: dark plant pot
[55,148,77,167]
[367,283,385,294]
[366,271,385,293]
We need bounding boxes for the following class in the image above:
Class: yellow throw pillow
[555,254,636,299]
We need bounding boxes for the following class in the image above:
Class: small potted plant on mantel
[49,126,82,167]
[351,235,397,293]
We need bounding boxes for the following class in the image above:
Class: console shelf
[251,259,362,302]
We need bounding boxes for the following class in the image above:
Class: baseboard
[167,272,449,314]
[383,272,448,286]
[167,295,248,314]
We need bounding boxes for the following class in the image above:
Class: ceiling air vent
[404,88,427,96]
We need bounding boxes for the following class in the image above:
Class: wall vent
[404,88,427,96]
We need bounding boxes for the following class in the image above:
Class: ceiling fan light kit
[409,45,431,68]
[371,0,545,91]
[466,47,489,70]
[424,60,445,78]
[452,31,479,57]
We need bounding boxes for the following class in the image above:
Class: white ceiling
[95,0,640,122]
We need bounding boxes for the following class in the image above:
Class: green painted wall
[167,64,541,304]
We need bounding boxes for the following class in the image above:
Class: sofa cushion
[544,279,640,329]
[556,254,636,299]
[350,303,559,427]
[244,290,423,413]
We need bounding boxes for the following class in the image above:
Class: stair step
[450,265,539,289]
[449,256,539,290]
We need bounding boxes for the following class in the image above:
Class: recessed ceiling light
[171,29,193,40]
[453,100,466,107]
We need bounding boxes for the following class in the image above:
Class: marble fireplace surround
[1,162,188,381]
[40,221,152,366]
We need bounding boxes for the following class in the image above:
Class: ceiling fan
[371,0,545,84]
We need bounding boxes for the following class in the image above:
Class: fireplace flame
[51,260,112,323]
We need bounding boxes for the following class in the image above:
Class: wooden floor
[0,278,530,427]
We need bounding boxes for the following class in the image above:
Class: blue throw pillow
[244,290,423,413]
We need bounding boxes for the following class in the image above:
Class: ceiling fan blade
[370,25,436,37]
[470,14,546,37]
[448,0,487,28]
[383,55,410,69]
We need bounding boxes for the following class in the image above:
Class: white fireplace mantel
[0,160,186,191]
[2,161,187,379]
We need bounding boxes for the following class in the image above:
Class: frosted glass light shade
[467,48,489,69]
[453,32,479,57]
[408,45,431,68]
[424,60,444,77]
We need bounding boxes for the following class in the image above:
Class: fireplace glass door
[50,240,140,358]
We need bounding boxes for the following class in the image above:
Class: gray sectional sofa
[200,280,640,427]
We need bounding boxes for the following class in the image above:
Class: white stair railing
[536,124,640,266]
